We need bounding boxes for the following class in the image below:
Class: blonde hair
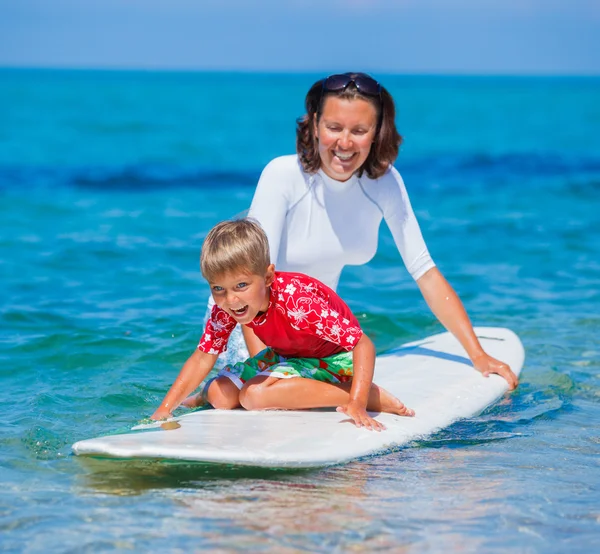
[200,218,270,282]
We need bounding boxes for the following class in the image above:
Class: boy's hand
[471,352,519,390]
[337,401,386,432]
[151,408,172,421]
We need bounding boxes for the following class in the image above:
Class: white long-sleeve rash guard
[248,155,435,291]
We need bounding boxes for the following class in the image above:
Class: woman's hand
[471,352,519,390]
[337,401,386,432]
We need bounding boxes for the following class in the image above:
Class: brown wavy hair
[296,73,402,179]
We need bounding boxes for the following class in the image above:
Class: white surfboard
[72,327,524,468]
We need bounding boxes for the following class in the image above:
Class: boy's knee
[239,382,268,410]
[206,378,240,410]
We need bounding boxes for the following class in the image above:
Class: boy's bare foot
[373,385,415,417]
[181,392,204,409]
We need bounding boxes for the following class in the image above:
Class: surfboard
[72,327,524,468]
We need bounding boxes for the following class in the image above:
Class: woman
[186,72,517,410]
[244,72,518,389]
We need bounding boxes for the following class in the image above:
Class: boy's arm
[337,334,384,431]
[151,348,218,420]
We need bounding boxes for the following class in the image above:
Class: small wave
[1,152,599,192]
[399,152,600,186]
[0,164,260,191]
[415,430,526,449]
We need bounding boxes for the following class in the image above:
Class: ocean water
[1,69,599,553]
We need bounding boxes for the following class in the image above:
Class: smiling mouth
[231,305,249,318]
[334,151,355,162]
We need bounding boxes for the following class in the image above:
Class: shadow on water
[74,456,316,496]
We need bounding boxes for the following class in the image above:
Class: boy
[151,219,414,431]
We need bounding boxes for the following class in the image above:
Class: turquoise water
[1,69,599,552]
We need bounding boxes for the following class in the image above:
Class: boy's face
[209,264,275,325]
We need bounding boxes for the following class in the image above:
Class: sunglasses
[321,73,382,97]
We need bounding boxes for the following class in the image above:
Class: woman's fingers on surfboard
[473,353,519,390]
[336,404,386,432]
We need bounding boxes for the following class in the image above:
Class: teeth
[335,152,354,161]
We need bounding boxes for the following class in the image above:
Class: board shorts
[213,347,354,391]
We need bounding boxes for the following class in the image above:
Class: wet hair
[200,218,270,282]
[296,73,402,180]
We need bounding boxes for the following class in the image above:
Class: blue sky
[1,0,599,75]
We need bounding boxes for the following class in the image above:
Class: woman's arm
[379,169,517,389]
[151,349,219,420]
[417,267,519,390]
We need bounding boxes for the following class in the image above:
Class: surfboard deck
[72,327,524,468]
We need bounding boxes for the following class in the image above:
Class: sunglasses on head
[321,73,382,97]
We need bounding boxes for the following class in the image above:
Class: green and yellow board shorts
[216,347,354,390]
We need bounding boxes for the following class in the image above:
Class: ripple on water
[21,425,68,461]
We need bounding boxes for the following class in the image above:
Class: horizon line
[1,63,599,79]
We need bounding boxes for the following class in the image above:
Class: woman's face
[315,96,378,182]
